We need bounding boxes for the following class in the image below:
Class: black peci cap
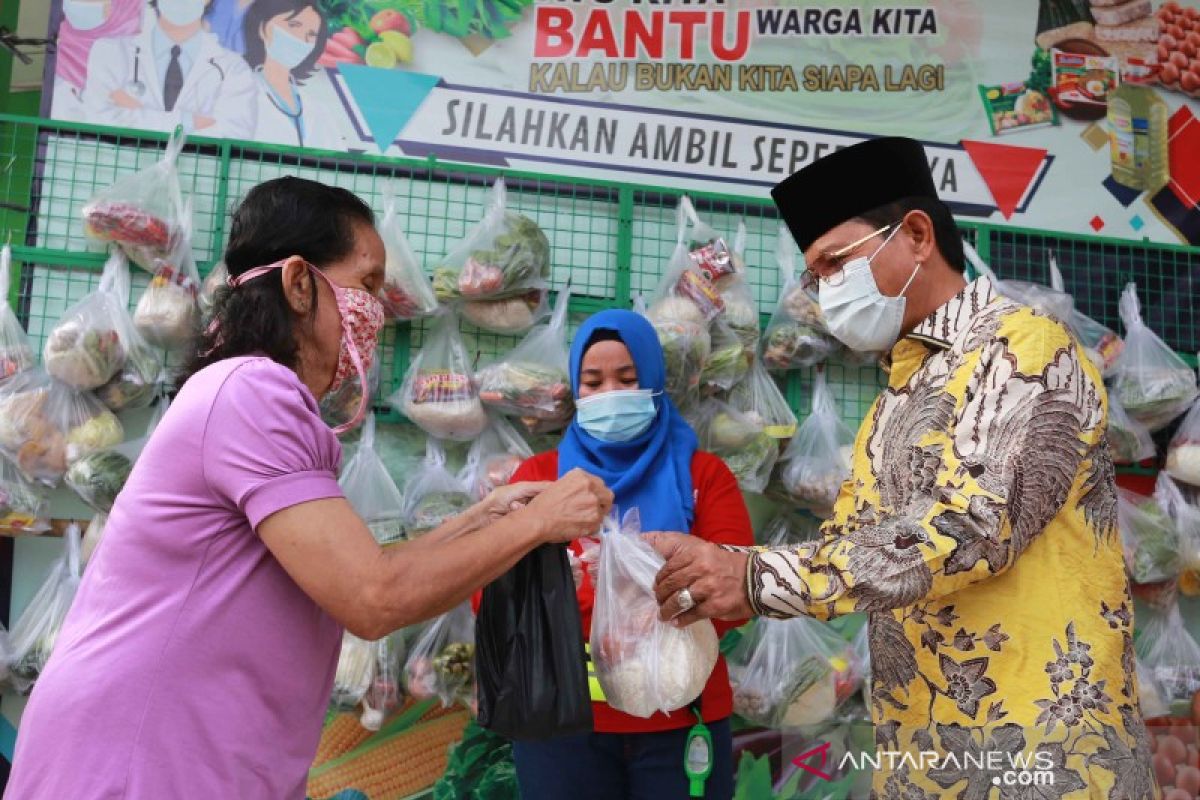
[770,137,939,252]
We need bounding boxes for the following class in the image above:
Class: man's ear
[902,209,937,265]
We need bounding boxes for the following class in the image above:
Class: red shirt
[475,449,753,734]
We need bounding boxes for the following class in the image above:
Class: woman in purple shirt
[7,177,612,799]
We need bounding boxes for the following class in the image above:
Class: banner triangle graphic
[339,65,441,153]
[961,139,1049,220]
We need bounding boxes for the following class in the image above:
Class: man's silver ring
[676,588,696,613]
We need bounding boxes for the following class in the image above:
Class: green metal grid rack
[1,113,1196,434]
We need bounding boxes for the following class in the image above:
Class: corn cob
[312,713,374,769]
[307,710,469,800]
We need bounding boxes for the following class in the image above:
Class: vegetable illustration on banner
[42,0,1200,243]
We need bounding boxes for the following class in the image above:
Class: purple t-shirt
[8,357,346,799]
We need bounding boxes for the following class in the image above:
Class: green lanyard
[683,706,713,798]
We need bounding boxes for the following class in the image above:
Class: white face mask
[63,0,107,31]
[819,225,921,353]
[158,0,206,27]
[266,24,316,70]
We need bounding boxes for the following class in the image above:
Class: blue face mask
[267,24,316,69]
[575,389,658,442]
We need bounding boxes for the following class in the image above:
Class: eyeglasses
[798,223,895,294]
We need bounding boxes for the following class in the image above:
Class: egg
[1163,33,1180,49]
[1183,41,1198,59]
[1162,735,1188,764]
[1178,765,1200,796]
[1164,0,1182,12]
[1183,70,1200,92]
[1175,723,1199,747]
[1187,31,1200,47]
[1156,753,1178,788]
[1164,788,1193,800]
[1170,24,1187,40]
[1162,11,1177,26]
[1163,62,1183,84]
[1188,743,1200,768]
[1186,7,1200,21]
[1172,51,1191,69]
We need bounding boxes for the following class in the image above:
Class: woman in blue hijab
[507,309,753,800]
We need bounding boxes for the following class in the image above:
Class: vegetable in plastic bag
[390,312,488,441]
[776,370,854,516]
[478,286,573,422]
[361,633,405,730]
[645,306,709,414]
[728,616,860,729]
[761,225,837,371]
[96,339,162,413]
[0,244,33,381]
[1167,399,1200,487]
[1135,600,1200,711]
[728,358,798,439]
[1110,282,1198,432]
[461,289,549,335]
[65,395,167,513]
[463,413,533,502]
[1154,473,1200,597]
[82,129,186,271]
[432,179,550,304]
[43,247,132,390]
[700,319,750,395]
[0,455,50,534]
[692,399,777,494]
[338,413,406,545]
[0,368,123,486]
[405,603,477,710]
[1118,488,1180,585]
[331,631,375,711]
[591,511,719,718]
[402,439,473,538]
[133,198,201,350]
[4,524,83,693]
[1106,390,1155,465]
[378,182,438,321]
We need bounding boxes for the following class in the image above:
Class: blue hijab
[558,310,697,533]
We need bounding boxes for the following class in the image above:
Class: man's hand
[522,468,613,544]
[110,89,142,109]
[647,532,754,627]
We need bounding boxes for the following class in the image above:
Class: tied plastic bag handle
[775,224,798,288]
[962,240,998,282]
[98,246,132,307]
[382,180,399,220]
[633,292,648,316]
[487,177,508,217]
[733,219,747,262]
[425,436,447,469]
[811,367,834,416]
[65,522,83,582]
[548,280,572,337]
[1119,282,1145,330]
[675,197,689,249]
[1048,252,1065,293]
[0,243,11,298]
[361,411,377,453]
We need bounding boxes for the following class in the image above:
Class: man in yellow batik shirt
[650,137,1158,799]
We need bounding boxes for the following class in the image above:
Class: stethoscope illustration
[125,44,226,98]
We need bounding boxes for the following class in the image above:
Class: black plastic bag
[476,543,593,740]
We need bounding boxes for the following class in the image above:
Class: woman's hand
[646,532,754,626]
[479,481,552,522]
[523,468,613,544]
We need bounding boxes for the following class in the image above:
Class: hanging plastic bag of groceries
[679,195,744,288]
[404,602,477,710]
[390,311,488,440]
[338,413,405,545]
[463,413,533,502]
[330,631,376,711]
[95,256,162,414]
[691,398,777,494]
[728,615,860,729]
[591,510,719,718]
[777,370,854,517]
[1154,472,1200,596]
[198,260,228,323]
[66,395,168,513]
[82,128,187,271]
[133,197,201,350]
[1167,398,1200,487]
[477,284,574,429]
[1135,599,1200,709]
[962,243,1075,323]
[0,367,123,487]
[0,244,34,381]
[401,439,472,539]
[1109,282,1198,432]
[320,345,379,435]
[762,225,837,371]
[378,181,438,322]
[700,318,750,396]
[4,523,83,694]
[432,178,551,335]
[43,247,134,391]
[715,222,760,355]
[1106,390,1155,465]
[360,633,405,730]
[1117,488,1181,586]
[476,533,592,739]
[0,451,50,534]
[728,358,798,440]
